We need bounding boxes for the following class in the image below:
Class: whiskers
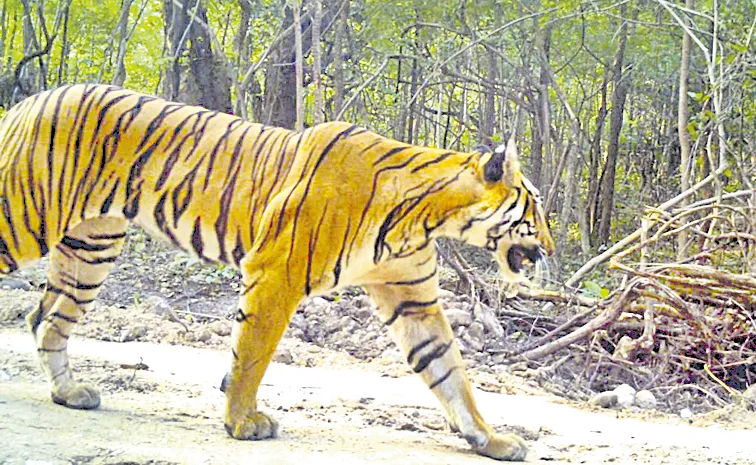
[531,255,550,288]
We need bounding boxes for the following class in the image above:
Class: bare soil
[1,235,754,464]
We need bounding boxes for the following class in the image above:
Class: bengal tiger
[0,84,554,461]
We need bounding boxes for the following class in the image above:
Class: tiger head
[450,137,555,286]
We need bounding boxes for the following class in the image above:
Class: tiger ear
[483,148,504,183]
[482,135,519,184]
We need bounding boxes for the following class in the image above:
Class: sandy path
[1,329,753,464]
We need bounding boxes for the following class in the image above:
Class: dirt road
[1,329,754,465]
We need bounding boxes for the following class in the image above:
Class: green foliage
[581,280,610,299]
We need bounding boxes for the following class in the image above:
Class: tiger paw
[474,433,528,461]
[51,383,101,410]
[224,411,279,440]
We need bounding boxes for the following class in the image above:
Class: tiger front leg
[223,255,303,440]
[366,281,528,461]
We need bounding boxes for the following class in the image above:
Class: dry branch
[516,191,755,407]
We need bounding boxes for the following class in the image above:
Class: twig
[565,164,729,288]
[518,278,642,360]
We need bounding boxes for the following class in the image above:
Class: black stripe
[60,236,113,252]
[62,88,104,231]
[52,365,69,380]
[413,341,452,373]
[0,233,18,272]
[89,232,126,240]
[304,202,329,295]
[191,216,204,258]
[122,184,142,219]
[134,103,185,152]
[235,309,248,322]
[385,299,437,326]
[386,264,437,286]
[61,249,119,265]
[122,95,156,132]
[99,179,121,214]
[231,232,245,267]
[241,279,258,296]
[171,165,199,228]
[332,218,351,285]
[125,132,167,216]
[48,324,70,340]
[0,187,19,250]
[373,146,411,166]
[504,195,530,236]
[203,118,246,191]
[26,89,56,217]
[410,152,453,173]
[60,276,106,291]
[406,336,438,365]
[428,366,458,390]
[47,285,95,306]
[461,188,521,234]
[46,87,73,219]
[29,302,45,334]
[154,192,181,247]
[214,126,251,262]
[255,130,298,226]
[38,347,66,353]
[51,311,79,324]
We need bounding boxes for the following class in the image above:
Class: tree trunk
[406,56,418,142]
[0,0,7,63]
[162,0,232,113]
[587,67,609,244]
[530,111,543,186]
[112,0,134,86]
[596,3,630,246]
[56,0,71,84]
[20,0,38,92]
[663,87,680,178]
[676,0,694,258]
[311,0,323,124]
[537,25,552,196]
[479,49,497,145]
[262,0,295,127]
[292,0,304,131]
[232,0,251,117]
[332,0,349,118]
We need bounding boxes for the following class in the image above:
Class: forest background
[0,0,754,289]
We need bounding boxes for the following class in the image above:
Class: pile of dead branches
[513,189,756,410]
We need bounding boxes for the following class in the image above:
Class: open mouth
[506,245,543,274]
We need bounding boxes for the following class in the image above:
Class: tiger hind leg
[26,217,127,409]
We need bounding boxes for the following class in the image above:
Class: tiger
[0,84,554,461]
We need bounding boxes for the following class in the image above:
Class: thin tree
[596,3,631,246]
[311,0,323,124]
[676,0,694,259]
[112,0,134,86]
[332,0,349,118]
[292,0,303,131]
